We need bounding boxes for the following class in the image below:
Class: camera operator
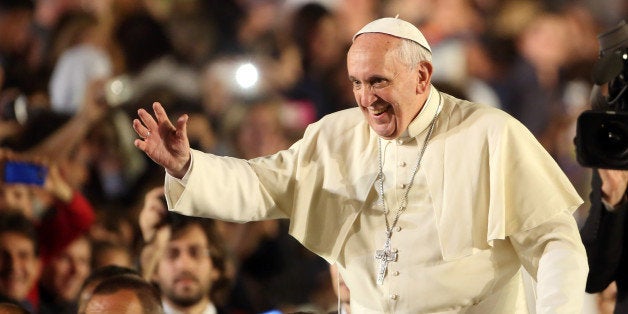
[579,20,628,313]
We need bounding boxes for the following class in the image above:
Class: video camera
[575,20,628,170]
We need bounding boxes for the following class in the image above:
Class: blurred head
[77,265,140,314]
[0,302,29,314]
[348,30,432,139]
[84,274,163,314]
[152,215,226,309]
[90,240,133,270]
[0,212,40,302]
[0,0,34,56]
[518,13,571,71]
[40,235,91,302]
[114,11,173,75]
[0,184,33,217]
[234,99,289,159]
[291,3,341,71]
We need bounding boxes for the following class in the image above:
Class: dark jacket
[581,170,628,313]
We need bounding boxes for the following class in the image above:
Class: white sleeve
[508,210,589,314]
[164,152,194,209]
[164,148,291,221]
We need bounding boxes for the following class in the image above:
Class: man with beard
[141,187,228,314]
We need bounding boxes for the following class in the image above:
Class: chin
[376,131,397,140]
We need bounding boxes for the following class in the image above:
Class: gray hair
[396,38,432,69]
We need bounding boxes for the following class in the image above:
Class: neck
[165,298,212,314]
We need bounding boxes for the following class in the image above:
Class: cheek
[51,260,69,277]
[77,261,91,276]
[352,90,361,104]
[157,263,176,280]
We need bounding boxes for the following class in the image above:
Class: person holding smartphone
[0,149,96,313]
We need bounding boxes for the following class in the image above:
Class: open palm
[133,102,191,178]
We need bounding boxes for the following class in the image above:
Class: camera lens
[595,119,628,160]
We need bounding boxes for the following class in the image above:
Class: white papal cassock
[165,86,588,313]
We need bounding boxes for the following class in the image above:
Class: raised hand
[138,186,172,280]
[133,102,191,178]
[138,186,169,243]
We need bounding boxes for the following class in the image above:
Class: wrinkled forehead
[348,33,402,60]
[347,34,403,71]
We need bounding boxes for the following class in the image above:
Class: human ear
[209,267,220,283]
[416,61,433,94]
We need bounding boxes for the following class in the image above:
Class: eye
[166,248,180,260]
[371,78,388,88]
[351,80,362,90]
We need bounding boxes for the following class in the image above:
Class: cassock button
[395,226,402,232]
[396,139,403,145]
[399,183,406,189]
[398,161,406,167]
[392,270,400,276]
[390,294,398,301]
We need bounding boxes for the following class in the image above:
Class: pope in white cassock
[133,17,589,313]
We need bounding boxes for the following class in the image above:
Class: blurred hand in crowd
[138,186,171,279]
[139,186,169,243]
[77,78,109,124]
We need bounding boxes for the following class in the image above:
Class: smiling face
[42,236,91,301]
[0,232,40,302]
[347,33,432,139]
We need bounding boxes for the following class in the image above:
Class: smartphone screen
[3,161,47,186]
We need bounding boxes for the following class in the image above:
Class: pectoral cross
[375,235,397,285]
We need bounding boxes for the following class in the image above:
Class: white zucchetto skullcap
[352,17,431,53]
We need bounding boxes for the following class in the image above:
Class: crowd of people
[0,0,626,313]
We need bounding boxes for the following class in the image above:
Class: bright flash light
[109,79,125,96]
[235,62,259,89]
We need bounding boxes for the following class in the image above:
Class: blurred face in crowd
[0,232,40,301]
[0,8,33,55]
[0,185,33,218]
[347,33,431,140]
[236,103,289,159]
[41,236,91,301]
[91,244,133,270]
[154,225,218,308]
[84,289,144,314]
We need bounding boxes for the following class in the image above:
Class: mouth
[369,105,390,116]
[175,276,198,285]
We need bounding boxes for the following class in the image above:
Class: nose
[173,251,196,268]
[356,86,377,107]
[67,259,78,276]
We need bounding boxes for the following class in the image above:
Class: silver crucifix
[375,235,397,285]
